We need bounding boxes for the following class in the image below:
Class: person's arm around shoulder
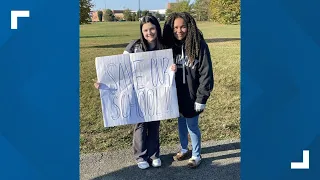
[195,40,214,112]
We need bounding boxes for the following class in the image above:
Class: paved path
[80,139,240,180]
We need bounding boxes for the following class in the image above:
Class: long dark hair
[139,15,163,51]
[163,12,204,63]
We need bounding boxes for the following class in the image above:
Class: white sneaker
[137,161,150,169]
[151,158,161,167]
[188,156,202,168]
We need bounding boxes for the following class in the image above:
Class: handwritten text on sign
[95,49,179,127]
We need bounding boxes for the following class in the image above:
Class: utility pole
[138,0,141,18]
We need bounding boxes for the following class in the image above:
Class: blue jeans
[178,115,201,158]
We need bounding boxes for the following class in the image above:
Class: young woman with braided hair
[164,12,214,168]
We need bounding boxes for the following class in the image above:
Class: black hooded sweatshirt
[172,39,214,118]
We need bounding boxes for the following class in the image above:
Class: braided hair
[163,12,204,63]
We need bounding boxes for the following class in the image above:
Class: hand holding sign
[95,49,179,127]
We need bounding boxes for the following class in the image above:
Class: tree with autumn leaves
[209,0,240,24]
[80,0,93,24]
[167,0,240,24]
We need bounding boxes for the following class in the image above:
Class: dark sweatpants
[133,121,160,163]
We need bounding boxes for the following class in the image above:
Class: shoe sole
[187,160,201,169]
[187,163,200,168]
[173,151,192,161]
[138,166,150,170]
[152,164,161,168]
[138,162,150,170]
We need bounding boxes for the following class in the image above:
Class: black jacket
[124,40,145,53]
[173,39,214,118]
[124,39,161,53]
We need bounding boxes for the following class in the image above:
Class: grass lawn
[80,21,240,154]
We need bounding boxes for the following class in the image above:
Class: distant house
[91,10,121,22]
[131,9,166,21]
[150,9,166,21]
[149,9,166,15]
[91,11,100,22]
[90,7,166,22]
[112,10,124,20]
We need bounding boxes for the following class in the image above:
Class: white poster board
[95,49,179,127]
